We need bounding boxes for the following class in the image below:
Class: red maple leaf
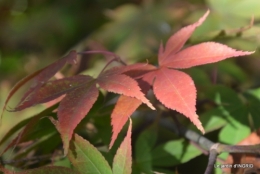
[109,10,254,147]
[144,10,253,133]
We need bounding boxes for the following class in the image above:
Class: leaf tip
[109,131,116,150]
[49,117,69,156]
[233,50,255,58]
[193,114,205,134]
[66,50,78,65]
[196,9,210,26]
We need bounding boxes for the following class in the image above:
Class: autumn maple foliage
[1,10,254,155]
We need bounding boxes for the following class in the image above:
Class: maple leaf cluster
[1,10,253,154]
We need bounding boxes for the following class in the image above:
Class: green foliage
[135,124,158,173]
[152,139,202,166]
[68,134,113,174]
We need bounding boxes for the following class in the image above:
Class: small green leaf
[219,119,250,145]
[151,139,202,167]
[135,124,157,174]
[206,85,250,144]
[199,108,227,133]
[68,134,112,174]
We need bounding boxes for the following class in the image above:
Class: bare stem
[205,144,219,174]
[156,115,260,174]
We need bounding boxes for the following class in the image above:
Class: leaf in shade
[97,74,155,110]
[112,119,132,174]
[0,104,58,147]
[142,70,157,86]
[16,51,78,109]
[1,51,77,118]
[110,79,150,148]
[135,125,157,173]
[122,64,157,79]
[161,42,254,69]
[13,75,92,112]
[153,67,204,133]
[101,63,156,78]
[57,80,99,155]
[33,50,77,85]
[159,10,209,64]
[68,134,112,174]
[1,115,45,155]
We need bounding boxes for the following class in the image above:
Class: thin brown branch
[156,115,260,174]
[204,143,219,174]
[218,143,260,154]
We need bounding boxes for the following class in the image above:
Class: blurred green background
[1,0,260,173]
[0,0,260,81]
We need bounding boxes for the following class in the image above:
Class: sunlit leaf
[141,10,253,133]
[161,42,253,69]
[153,67,204,133]
[97,73,154,110]
[110,79,150,148]
[159,10,209,64]
[110,96,141,149]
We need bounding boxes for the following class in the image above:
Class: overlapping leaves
[1,10,254,155]
[1,52,154,155]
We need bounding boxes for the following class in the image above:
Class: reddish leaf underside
[13,75,92,111]
[1,51,77,118]
[112,119,132,174]
[97,74,155,110]
[110,79,151,148]
[161,42,255,69]
[153,67,204,133]
[159,10,209,64]
[57,80,98,155]
[16,51,77,108]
